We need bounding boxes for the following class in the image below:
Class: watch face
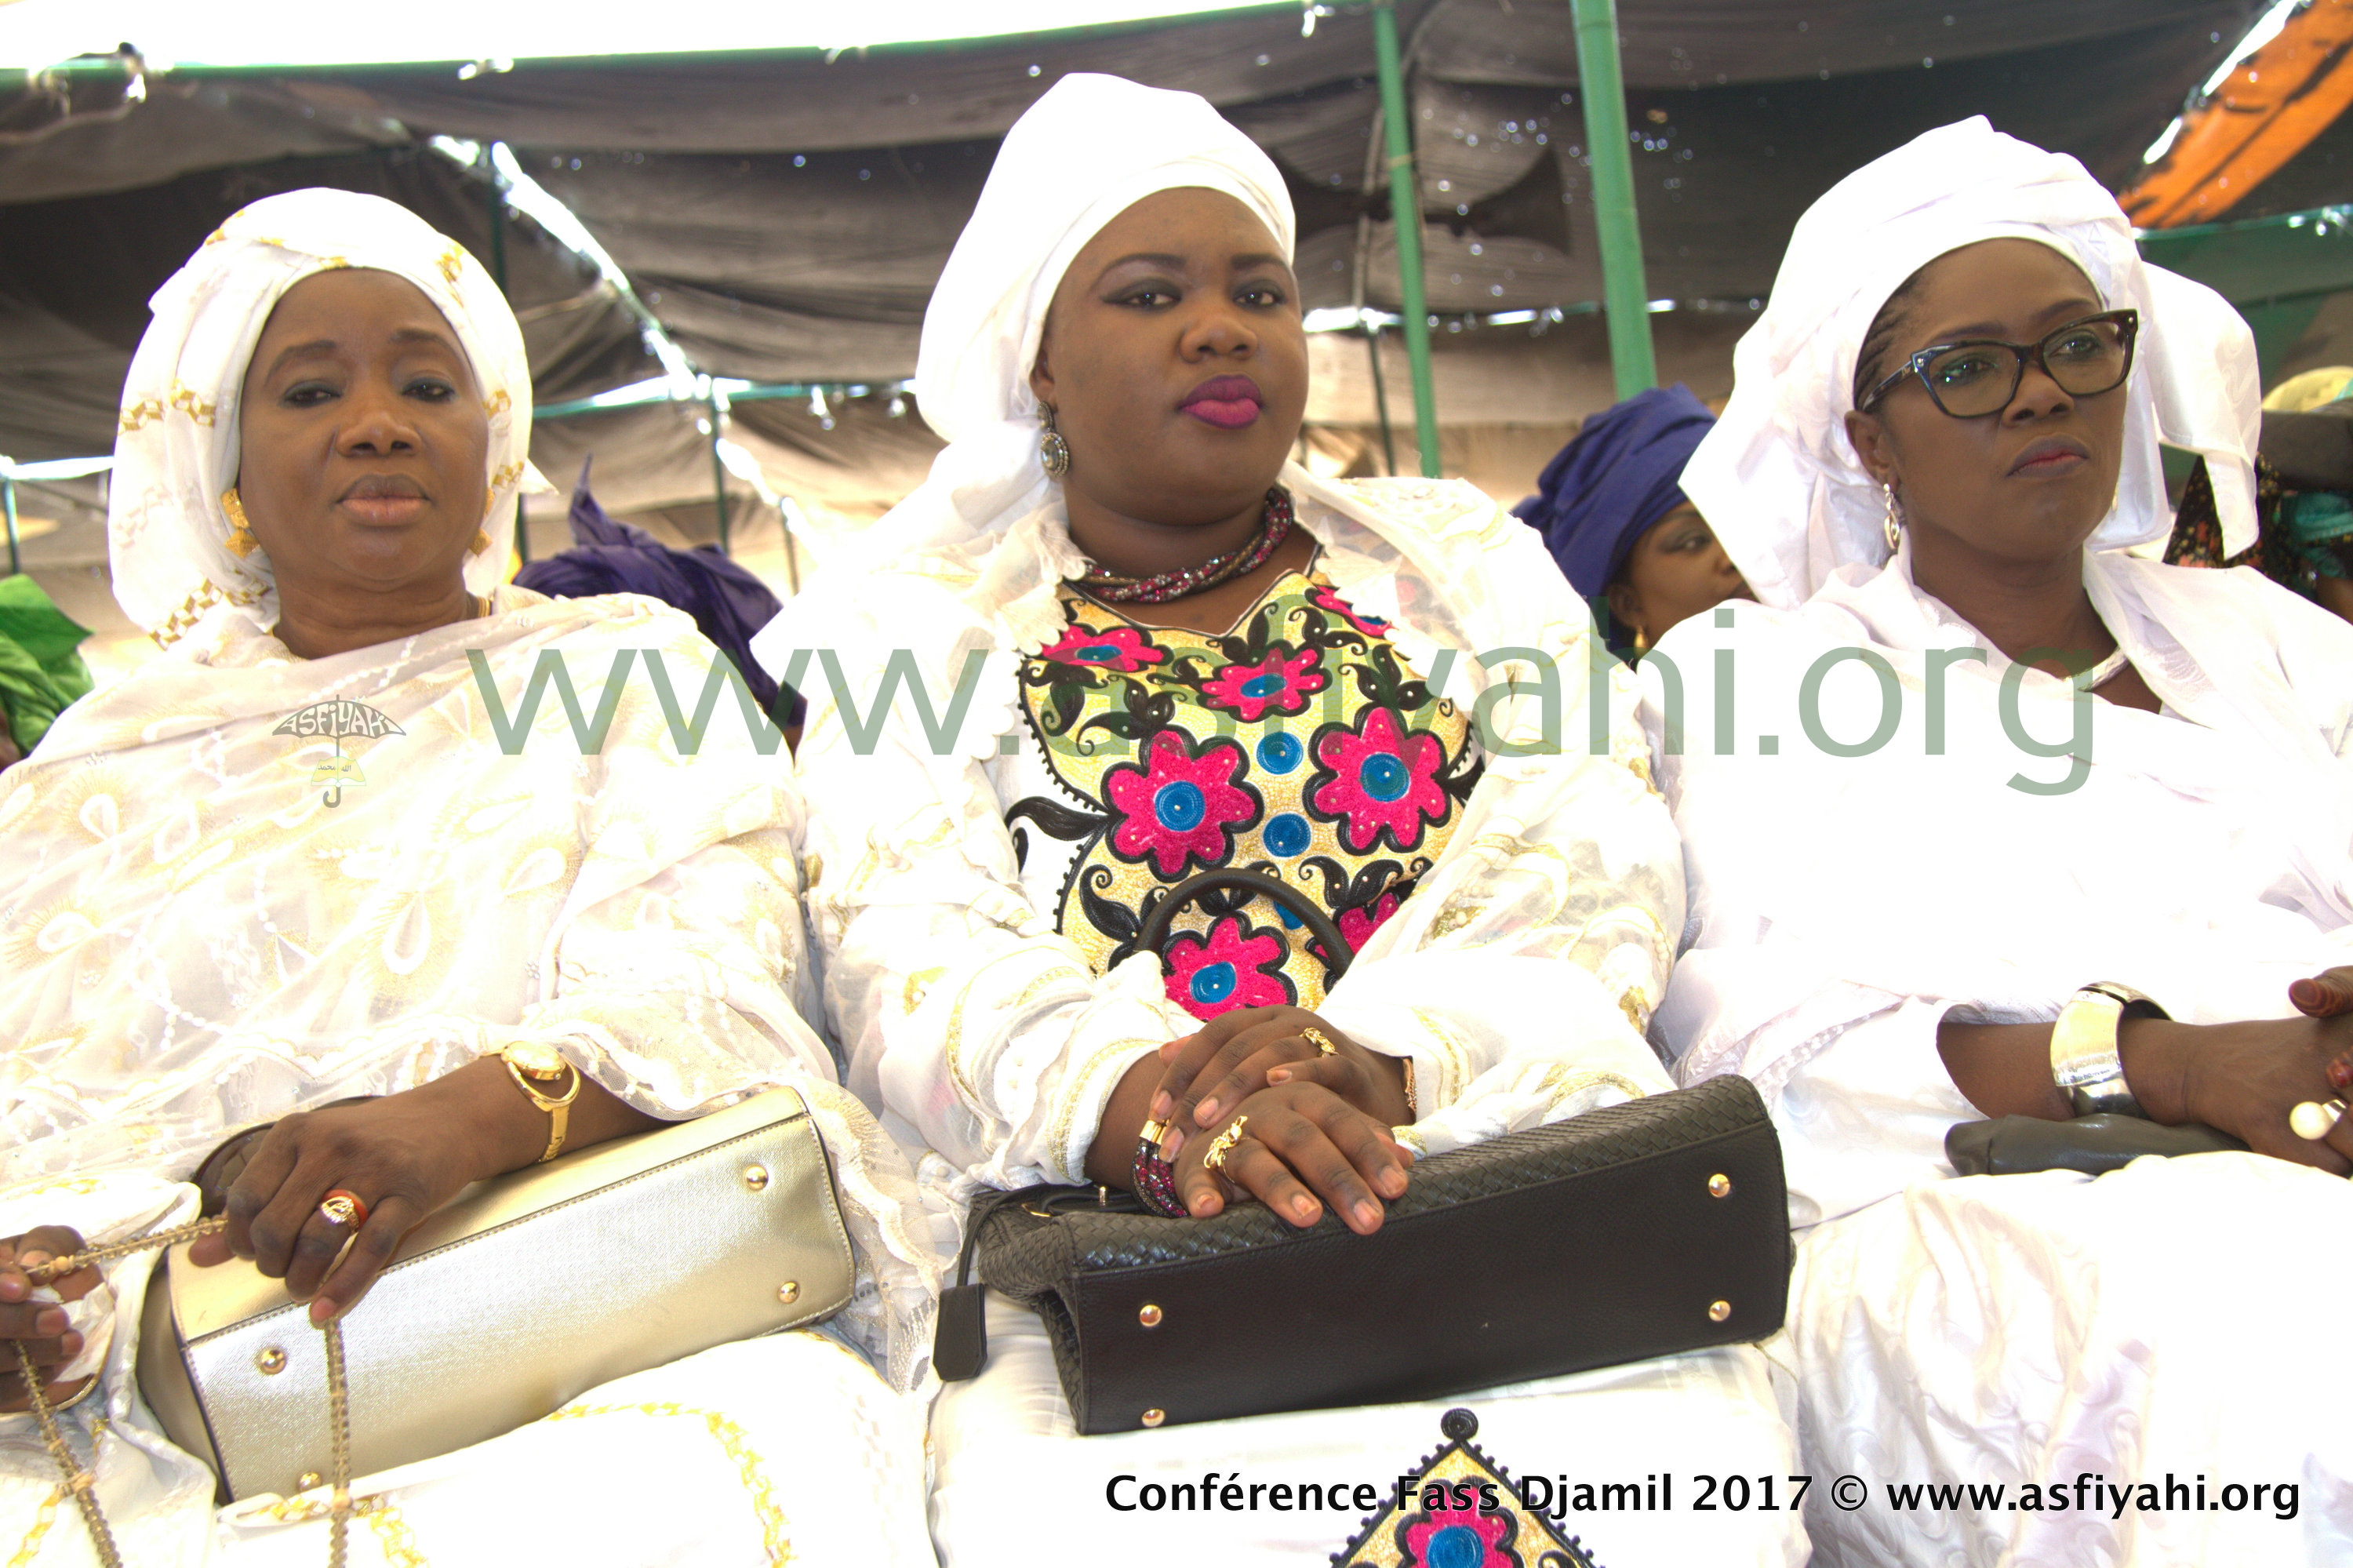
[507,1042,567,1080]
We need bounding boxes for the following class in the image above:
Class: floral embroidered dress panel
[994,562,1482,1020]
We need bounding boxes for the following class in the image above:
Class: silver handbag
[137,1086,855,1500]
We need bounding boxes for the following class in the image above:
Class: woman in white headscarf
[1646,118,2353,1566]
[0,189,941,1566]
[762,72,1803,1567]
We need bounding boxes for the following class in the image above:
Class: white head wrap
[860,72,1294,566]
[1683,116,2260,610]
[108,188,546,650]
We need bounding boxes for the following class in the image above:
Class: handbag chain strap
[17,1216,355,1568]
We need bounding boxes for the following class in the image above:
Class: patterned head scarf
[108,188,544,651]
[1514,384,1716,597]
[1684,117,2261,609]
[845,72,1293,570]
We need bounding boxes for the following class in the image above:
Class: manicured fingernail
[1160,1128,1184,1161]
[311,1300,337,1325]
[1195,1099,1219,1124]
[19,1252,49,1271]
[2329,1057,2353,1094]
[1293,1196,1318,1221]
[1379,1167,1406,1197]
[1149,1092,1171,1119]
[1267,1068,1293,1085]
[1353,1202,1381,1229]
[33,1309,65,1336]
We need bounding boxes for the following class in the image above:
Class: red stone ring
[317,1190,370,1229]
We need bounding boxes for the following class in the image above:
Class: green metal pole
[1371,0,1441,478]
[1364,325,1398,476]
[1569,0,1658,398]
[707,395,731,556]
[2,477,17,577]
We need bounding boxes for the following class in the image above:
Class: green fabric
[0,575,96,752]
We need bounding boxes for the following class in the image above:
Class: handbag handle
[1131,868,1355,987]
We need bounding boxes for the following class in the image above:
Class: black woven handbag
[932,1073,1791,1433]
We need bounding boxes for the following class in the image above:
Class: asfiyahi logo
[275,698,404,808]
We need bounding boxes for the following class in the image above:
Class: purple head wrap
[1513,384,1716,598]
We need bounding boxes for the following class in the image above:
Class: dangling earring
[1038,405,1071,478]
[1631,624,1650,653]
[1882,482,1904,555]
[221,488,259,558]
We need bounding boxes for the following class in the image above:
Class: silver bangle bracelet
[2049,982,2169,1118]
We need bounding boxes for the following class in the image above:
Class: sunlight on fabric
[0,0,1290,71]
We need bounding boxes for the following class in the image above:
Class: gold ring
[1300,1027,1337,1057]
[317,1191,369,1229]
[1201,1115,1250,1176]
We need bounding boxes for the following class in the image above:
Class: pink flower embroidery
[1162,915,1292,1020]
[1310,888,1406,967]
[1105,730,1258,878]
[1311,584,1390,638]
[1035,622,1165,674]
[1199,646,1327,723]
[1400,1501,1518,1568]
[1310,707,1449,853]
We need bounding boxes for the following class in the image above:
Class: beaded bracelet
[1132,1119,1187,1217]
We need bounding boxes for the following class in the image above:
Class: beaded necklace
[1075,488,1293,606]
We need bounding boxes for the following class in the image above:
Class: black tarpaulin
[3,0,2324,541]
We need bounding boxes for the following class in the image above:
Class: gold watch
[498,1042,583,1162]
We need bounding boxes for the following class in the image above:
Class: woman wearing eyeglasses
[1645,120,2353,1566]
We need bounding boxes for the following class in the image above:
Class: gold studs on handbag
[1882,482,1903,555]
[222,488,260,557]
[1039,404,1071,478]
[1708,1299,1732,1322]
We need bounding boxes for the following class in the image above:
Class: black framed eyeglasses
[1860,308,2140,418]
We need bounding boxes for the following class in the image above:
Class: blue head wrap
[1513,384,1716,598]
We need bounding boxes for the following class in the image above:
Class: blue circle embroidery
[1154,780,1206,831]
[1263,813,1310,857]
[1256,733,1303,774]
[1424,1525,1483,1568]
[1190,962,1237,1004]
[1241,673,1284,698]
[1077,643,1122,662]
[1359,752,1409,802]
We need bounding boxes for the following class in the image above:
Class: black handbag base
[966,1075,1790,1434]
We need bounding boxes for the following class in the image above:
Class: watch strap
[500,1050,584,1162]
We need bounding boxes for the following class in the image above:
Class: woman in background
[1516,384,1750,656]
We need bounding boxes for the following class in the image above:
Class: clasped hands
[1098,1006,1417,1238]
